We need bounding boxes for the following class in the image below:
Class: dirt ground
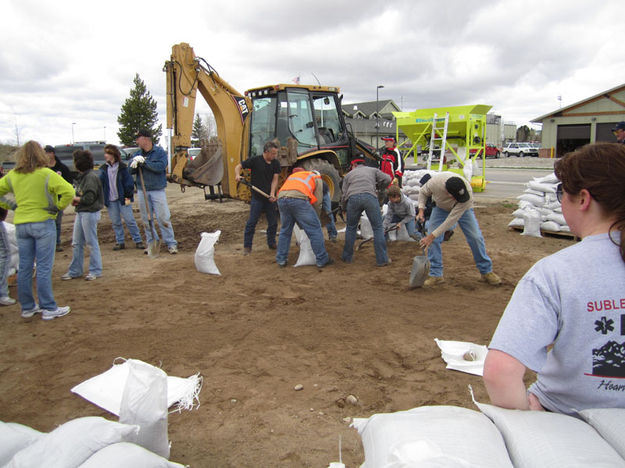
[0,185,573,467]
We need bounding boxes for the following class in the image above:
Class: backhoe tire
[300,158,342,203]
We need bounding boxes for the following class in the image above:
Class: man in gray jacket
[340,157,391,266]
[418,172,501,287]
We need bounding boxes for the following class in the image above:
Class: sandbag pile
[401,169,437,204]
[0,417,187,467]
[508,173,570,237]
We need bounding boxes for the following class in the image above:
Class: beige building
[532,83,625,157]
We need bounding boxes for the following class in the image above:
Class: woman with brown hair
[483,142,625,416]
[0,141,74,320]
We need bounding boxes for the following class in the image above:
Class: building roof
[532,82,625,123]
[343,99,401,118]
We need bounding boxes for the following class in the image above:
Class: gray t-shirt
[489,233,625,415]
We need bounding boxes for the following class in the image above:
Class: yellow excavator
[165,42,376,202]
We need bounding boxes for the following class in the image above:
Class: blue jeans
[387,214,419,238]
[342,193,388,266]
[16,219,58,311]
[68,211,102,277]
[107,200,143,244]
[427,206,493,277]
[55,210,64,247]
[322,190,337,239]
[137,189,177,248]
[244,197,278,249]
[0,222,10,297]
[276,198,329,267]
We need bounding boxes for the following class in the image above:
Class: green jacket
[0,168,75,224]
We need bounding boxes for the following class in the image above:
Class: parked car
[469,143,501,159]
[54,142,106,174]
[120,147,139,161]
[502,142,539,158]
[188,148,201,160]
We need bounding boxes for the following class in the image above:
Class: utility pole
[376,85,384,150]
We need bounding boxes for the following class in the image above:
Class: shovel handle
[239,179,271,199]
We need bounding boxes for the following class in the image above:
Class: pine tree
[192,114,205,147]
[117,74,162,146]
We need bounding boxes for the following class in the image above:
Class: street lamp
[103,126,106,142]
[72,123,76,144]
[376,85,384,150]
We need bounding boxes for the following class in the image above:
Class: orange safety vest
[278,170,320,205]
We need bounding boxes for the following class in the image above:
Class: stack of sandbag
[1,417,187,467]
[401,169,437,204]
[508,173,570,237]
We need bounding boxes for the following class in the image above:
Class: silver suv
[502,142,538,157]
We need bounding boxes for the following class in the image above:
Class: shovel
[356,224,398,251]
[409,220,430,288]
[138,167,161,258]
[238,178,271,199]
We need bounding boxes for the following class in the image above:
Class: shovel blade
[146,239,161,258]
[409,254,429,289]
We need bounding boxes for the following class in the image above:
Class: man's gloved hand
[130,156,145,168]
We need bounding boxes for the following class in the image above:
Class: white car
[502,142,538,158]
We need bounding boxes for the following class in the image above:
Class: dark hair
[263,141,279,153]
[554,142,625,261]
[387,185,402,198]
[73,149,94,172]
[44,145,55,154]
[104,144,121,163]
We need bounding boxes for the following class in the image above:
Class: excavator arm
[165,42,251,197]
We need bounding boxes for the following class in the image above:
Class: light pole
[376,85,384,150]
[103,126,106,142]
[72,123,76,144]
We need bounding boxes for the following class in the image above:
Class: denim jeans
[322,190,337,239]
[342,193,388,266]
[107,200,143,244]
[388,214,419,237]
[244,197,278,249]
[55,210,64,247]
[427,206,493,277]
[68,211,103,277]
[276,197,329,267]
[16,219,58,311]
[0,222,10,297]
[137,189,177,248]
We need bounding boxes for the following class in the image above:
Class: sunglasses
[556,183,563,203]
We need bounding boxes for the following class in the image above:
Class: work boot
[318,258,334,268]
[135,241,145,249]
[424,276,445,287]
[113,243,125,251]
[481,272,502,286]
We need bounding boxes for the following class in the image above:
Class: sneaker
[61,272,78,281]
[85,273,97,281]
[55,245,64,252]
[113,243,125,251]
[243,247,251,256]
[135,241,145,249]
[277,262,287,268]
[481,272,502,286]
[168,246,178,254]
[42,306,71,321]
[0,296,16,306]
[21,306,41,318]
[424,276,445,287]
[317,258,334,268]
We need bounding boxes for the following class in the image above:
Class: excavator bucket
[178,141,225,187]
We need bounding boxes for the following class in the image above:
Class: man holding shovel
[130,129,178,255]
[234,141,281,255]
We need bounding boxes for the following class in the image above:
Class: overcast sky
[1,0,623,147]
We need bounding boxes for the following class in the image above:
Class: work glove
[130,156,145,168]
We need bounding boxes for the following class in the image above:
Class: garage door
[556,124,590,157]
[596,122,621,143]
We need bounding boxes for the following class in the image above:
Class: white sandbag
[434,338,488,376]
[408,193,420,201]
[541,220,560,232]
[544,192,558,203]
[79,442,187,468]
[533,173,559,184]
[293,225,315,267]
[527,180,557,193]
[3,221,18,275]
[512,208,528,218]
[71,358,202,416]
[0,422,43,466]
[508,217,524,228]
[517,193,545,206]
[521,209,542,237]
[194,231,221,275]
[475,401,624,468]
[522,188,546,197]
[545,212,567,226]
[119,360,170,459]
[351,406,513,468]
[359,214,373,240]
[578,408,625,460]
[7,417,139,468]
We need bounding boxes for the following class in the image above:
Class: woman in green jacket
[0,141,75,320]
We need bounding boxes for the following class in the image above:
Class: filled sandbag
[79,442,186,468]
[475,402,625,468]
[293,225,315,267]
[578,408,625,460]
[521,209,542,238]
[351,406,513,468]
[0,422,44,466]
[194,230,221,275]
[6,417,139,468]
